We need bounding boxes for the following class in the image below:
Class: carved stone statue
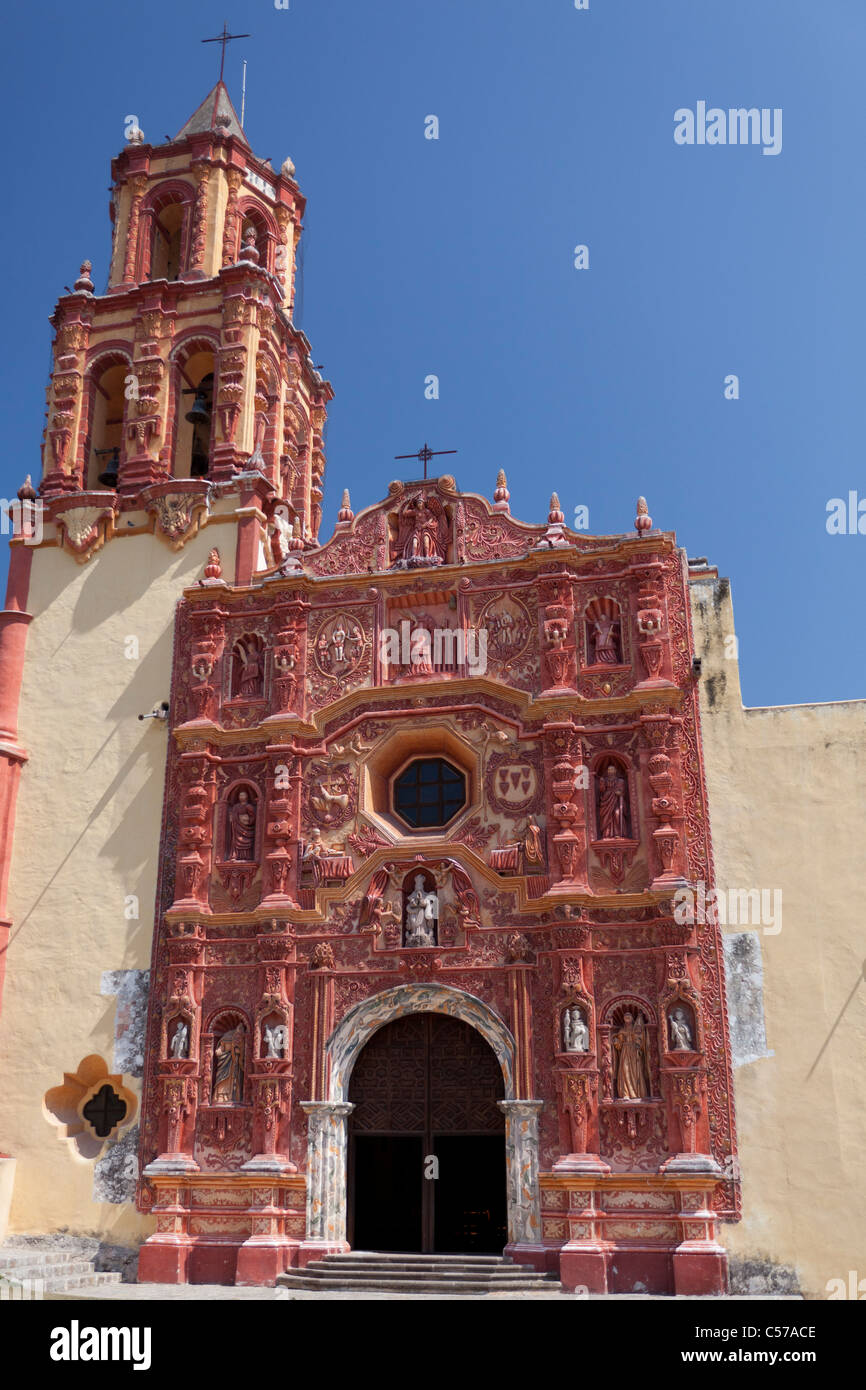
[330,620,347,664]
[379,900,402,947]
[213,1026,245,1104]
[268,506,292,564]
[598,763,628,840]
[669,1007,693,1052]
[393,494,448,568]
[302,827,325,865]
[592,613,620,665]
[169,1020,189,1058]
[522,816,545,868]
[404,874,438,947]
[234,638,263,698]
[403,499,443,561]
[263,1022,288,1059]
[228,789,256,860]
[309,779,351,825]
[563,1006,589,1054]
[613,1012,649,1099]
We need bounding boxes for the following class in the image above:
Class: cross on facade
[202,22,251,83]
[394,443,458,481]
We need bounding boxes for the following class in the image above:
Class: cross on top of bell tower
[201,22,250,83]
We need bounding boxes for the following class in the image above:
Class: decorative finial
[73,260,94,295]
[635,496,652,536]
[548,492,564,526]
[337,488,354,523]
[281,156,296,180]
[204,548,222,580]
[493,468,510,513]
[239,225,259,264]
[289,517,305,551]
[17,475,37,503]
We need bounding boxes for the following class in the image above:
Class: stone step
[0,1244,125,1292]
[1,1259,98,1282]
[301,1262,553,1278]
[320,1252,515,1265]
[317,1259,517,1272]
[44,1275,124,1292]
[0,1249,87,1271]
[277,1274,561,1294]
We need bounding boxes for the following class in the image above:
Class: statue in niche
[597,763,629,840]
[268,506,293,564]
[613,1012,649,1100]
[404,874,439,947]
[263,1023,289,1059]
[591,612,620,665]
[563,1006,589,1054]
[234,637,263,698]
[408,616,435,674]
[521,816,545,868]
[169,1020,189,1058]
[393,494,448,567]
[227,788,257,860]
[213,1026,246,1104]
[669,1007,693,1052]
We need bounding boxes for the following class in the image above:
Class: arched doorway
[348,1013,507,1254]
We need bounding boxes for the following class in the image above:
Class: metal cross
[394,443,457,481]
[202,22,251,83]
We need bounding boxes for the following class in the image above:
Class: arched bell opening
[85,357,129,490]
[174,349,215,478]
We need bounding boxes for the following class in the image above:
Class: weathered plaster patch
[723,932,773,1067]
[100,970,150,1077]
[93,1124,139,1205]
[729,1253,800,1296]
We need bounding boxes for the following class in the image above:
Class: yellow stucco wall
[0,514,238,1244]
[690,575,866,1298]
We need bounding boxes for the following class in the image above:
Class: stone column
[298,1100,354,1266]
[499,1099,545,1268]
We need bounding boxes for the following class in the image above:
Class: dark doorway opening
[348,1013,506,1254]
[434,1134,507,1253]
[352,1136,423,1252]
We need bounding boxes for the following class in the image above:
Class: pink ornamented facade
[137,473,739,1292]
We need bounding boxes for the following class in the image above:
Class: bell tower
[39,80,331,551]
[0,77,332,1246]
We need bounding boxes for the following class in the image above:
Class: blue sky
[1,0,863,707]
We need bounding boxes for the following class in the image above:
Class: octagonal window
[394,757,467,829]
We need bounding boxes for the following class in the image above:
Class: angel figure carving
[233,637,263,698]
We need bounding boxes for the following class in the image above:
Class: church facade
[0,83,862,1298]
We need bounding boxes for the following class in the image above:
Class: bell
[97,447,119,488]
[185,390,211,426]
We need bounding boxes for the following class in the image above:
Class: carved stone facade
[137,472,738,1295]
